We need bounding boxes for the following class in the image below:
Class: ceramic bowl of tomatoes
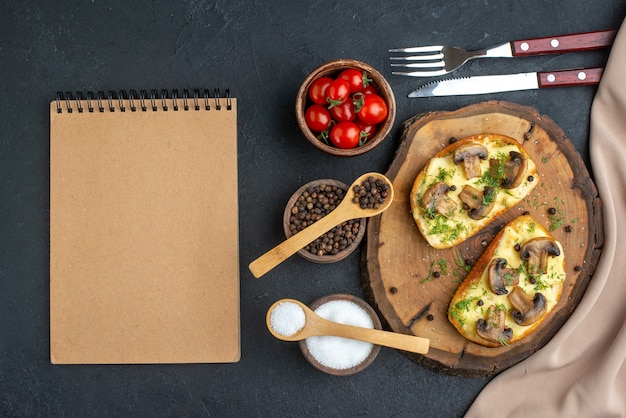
[296,59,396,157]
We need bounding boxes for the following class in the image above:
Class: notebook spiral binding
[55,88,232,114]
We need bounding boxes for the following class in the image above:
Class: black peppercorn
[289,183,359,256]
[353,176,389,209]
[548,207,556,215]
[564,225,573,233]
[426,314,434,321]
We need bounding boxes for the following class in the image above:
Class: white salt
[305,299,375,370]
[270,301,306,337]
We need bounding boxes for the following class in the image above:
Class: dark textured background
[1,1,624,416]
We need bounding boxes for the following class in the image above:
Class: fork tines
[389,45,445,54]
[389,46,447,77]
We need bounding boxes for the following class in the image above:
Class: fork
[390,29,616,77]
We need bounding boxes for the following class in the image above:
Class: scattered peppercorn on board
[362,101,604,377]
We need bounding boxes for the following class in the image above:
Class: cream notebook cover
[50,89,240,364]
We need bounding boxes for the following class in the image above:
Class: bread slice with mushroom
[410,133,538,249]
[448,215,566,347]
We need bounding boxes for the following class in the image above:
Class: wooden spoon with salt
[248,172,394,278]
[266,299,430,355]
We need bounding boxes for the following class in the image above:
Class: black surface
[1,1,625,416]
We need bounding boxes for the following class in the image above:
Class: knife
[408,68,604,97]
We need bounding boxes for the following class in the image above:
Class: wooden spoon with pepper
[249,172,394,278]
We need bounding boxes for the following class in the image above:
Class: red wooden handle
[538,68,604,88]
[511,30,616,56]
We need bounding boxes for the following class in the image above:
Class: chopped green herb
[498,336,511,346]
[420,258,449,284]
[448,307,465,327]
[427,215,468,245]
[503,271,517,285]
[549,215,564,231]
[455,297,477,312]
[420,261,436,284]
[436,167,455,183]
[481,188,497,206]
[477,155,506,189]
[437,259,448,275]
[424,207,436,219]
[450,295,486,328]
[548,197,567,231]
[454,249,468,271]
[533,275,550,291]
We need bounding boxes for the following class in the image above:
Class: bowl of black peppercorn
[283,179,366,264]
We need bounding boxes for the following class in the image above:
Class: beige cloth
[466,21,626,418]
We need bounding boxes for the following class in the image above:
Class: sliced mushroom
[457,184,482,210]
[488,258,520,295]
[476,305,513,345]
[520,237,561,275]
[470,186,497,219]
[458,185,497,220]
[507,286,547,326]
[496,151,529,189]
[453,143,488,180]
[421,182,457,218]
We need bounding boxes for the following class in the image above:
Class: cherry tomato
[330,121,361,149]
[329,100,356,122]
[304,104,332,132]
[357,94,388,125]
[308,77,333,105]
[360,84,378,95]
[326,79,351,108]
[338,68,372,93]
[356,119,378,141]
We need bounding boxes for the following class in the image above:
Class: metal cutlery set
[389,30,616,97]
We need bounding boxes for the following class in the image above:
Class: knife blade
[408,68,604,97]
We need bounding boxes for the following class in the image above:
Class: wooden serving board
[362,101,604,377]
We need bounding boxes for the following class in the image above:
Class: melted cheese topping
[411,133,537,249]
[448,215,565,346]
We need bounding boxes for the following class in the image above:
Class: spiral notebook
[49,89,240,364]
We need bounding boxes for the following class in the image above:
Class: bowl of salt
[298,294,382,376]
